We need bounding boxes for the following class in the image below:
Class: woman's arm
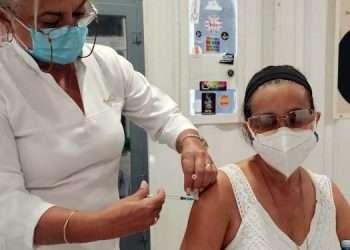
[333,183,350,240]
[181,171,240,250]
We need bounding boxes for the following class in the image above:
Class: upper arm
[94,46,196,148]
[0,97,53,249]
[333,182,350,240]
[0,103,25,191]
[117,54,196,149]
[181,171,239,250]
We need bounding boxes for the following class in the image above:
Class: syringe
[167,194,197,201]
[148,192,199,201]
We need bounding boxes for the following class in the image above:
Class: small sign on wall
[189,80,237,121]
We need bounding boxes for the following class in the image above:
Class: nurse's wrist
[64,210,103,243]
[176,129,205,153]
[88,209,122,241]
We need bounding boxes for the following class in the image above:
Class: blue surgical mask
[15,18,88,65]
[29,26,88,64]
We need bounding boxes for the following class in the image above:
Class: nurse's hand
[97,181,165,238]
[177,129,218,194]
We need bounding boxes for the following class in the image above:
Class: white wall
[143,0,349,249]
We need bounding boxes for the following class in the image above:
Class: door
[88,1,150,250]
[183,0,241,125]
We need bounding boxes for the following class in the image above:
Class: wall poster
[190,0,237,55]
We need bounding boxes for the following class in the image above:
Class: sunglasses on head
[247,109,316,134]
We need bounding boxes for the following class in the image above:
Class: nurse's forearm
[34,206,101,245]
[34,186,165,246]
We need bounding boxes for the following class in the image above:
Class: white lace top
[221,164,340,250]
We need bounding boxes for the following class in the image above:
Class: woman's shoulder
[219,163,241,182]
[304,169,334,198]
[184,166,241,248]
[219,160,252,187]
[200,167,236,205]
[194,163,242,215]
[194,163,243,223]
[181,167,240,249]
[332,181,350,239]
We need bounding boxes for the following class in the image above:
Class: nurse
[0,0,217,249]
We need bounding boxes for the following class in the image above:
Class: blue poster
[192,0,237,55]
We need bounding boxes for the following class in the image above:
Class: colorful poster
[206,37,221,52]
[192,0,237,54]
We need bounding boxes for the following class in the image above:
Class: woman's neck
[253,155,302,192]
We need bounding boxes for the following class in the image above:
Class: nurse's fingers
[182,152,195,193]
[193,155,218,192]
[147,191,165,227]
[203,158,218,190]
[150,210,162,226]
[146,189,166,209]
[199,161,211,192]
[192,152,206,191]
[130,180,149,201]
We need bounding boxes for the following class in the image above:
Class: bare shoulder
[191,169,237,219]
[210,168,236,201]
[331,182,350,240]
[181,167,240,250]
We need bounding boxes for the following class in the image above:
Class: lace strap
[306,171,338,247]
[308,171,335,208]
[221,164,257,218]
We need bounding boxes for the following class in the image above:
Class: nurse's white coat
[0,41,195,250]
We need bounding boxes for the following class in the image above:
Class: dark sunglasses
[247,109,316,133]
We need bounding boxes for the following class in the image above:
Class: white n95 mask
[252,127,318,177]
